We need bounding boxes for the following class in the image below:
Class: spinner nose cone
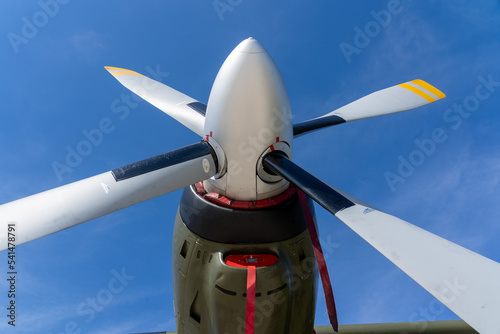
[234,37,267,53]
[204,38,293,201]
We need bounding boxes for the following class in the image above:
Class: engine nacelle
[172,185,318,334]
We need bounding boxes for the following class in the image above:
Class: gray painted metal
[138,320,476,334]
[317,320,477,333]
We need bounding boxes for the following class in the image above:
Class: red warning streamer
[246,266,256,334]
[297,189,339,332]
[225,254,278,334]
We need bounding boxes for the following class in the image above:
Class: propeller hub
[204,38,293,201]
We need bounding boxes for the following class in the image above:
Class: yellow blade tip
[412,79,446,99]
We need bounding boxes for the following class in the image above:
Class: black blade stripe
[112,141,216,181]
[293,115,346,136]
[263,152,354,214]
[186,102,207,116]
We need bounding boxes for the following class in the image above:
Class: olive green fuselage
[172,185,318,334]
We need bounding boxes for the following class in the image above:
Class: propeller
[0,142,217,250]
[0,38,497,334]
[293,79,445,136]
[105,66,206,137]
[263,152,500,334]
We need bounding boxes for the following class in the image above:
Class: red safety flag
[297,189,339,332]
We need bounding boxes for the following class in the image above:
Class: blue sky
[1,1,500,333]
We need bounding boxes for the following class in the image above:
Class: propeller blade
[0,142,217,250]
[105,66,206,136]
[263,152,500,334]
[293,79,445,136]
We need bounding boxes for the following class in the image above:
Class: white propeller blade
[263,153,500,334]
[336,202,499,334]
[105,66,206,136]
[294,80,445,136]
[0,142,217,250]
